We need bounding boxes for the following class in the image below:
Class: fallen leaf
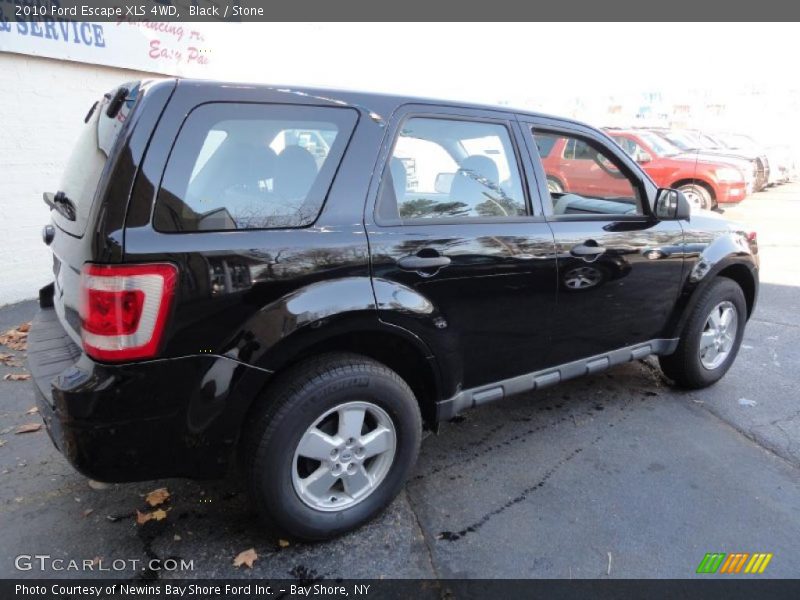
[25,406,38,415]
[15,423,42,434]
[136,508,168,525]
[173,534,182,541]
[0,324,29,351]
[233,548,258,569]
[145,487,170,507]
[83,508,94,517]
[278,539,290,548]
[4,373,31,382]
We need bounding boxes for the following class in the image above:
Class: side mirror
[635,151,652,164]
[654,188,690,220]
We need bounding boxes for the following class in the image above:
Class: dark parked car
[29,80,759,540]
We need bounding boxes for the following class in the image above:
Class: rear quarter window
[154,103,358,232]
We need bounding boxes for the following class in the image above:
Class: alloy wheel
[680,186,707,211]
[291,401,397,512]
[563,266,603,289]
[698,300,738,370]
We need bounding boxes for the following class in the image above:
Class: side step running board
[436,339,678,421]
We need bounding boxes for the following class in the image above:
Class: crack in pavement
[693,401,800,470]
[435,442,591,542]
[405,491,443,583]
[751,317,800,329]
[410,403,620,484]
[433,399,639,543]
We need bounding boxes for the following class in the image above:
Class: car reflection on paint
[559,252,632,291]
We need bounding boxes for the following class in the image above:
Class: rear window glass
[154,103,358,232]
[55,82,140,236]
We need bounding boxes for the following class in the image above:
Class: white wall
[0,53,159,306]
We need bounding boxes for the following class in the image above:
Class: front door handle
[397,253,451,271]
[570,242,606,258]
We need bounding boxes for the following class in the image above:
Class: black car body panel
[29,80,759,482]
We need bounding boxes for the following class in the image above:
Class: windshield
[660,131,695,151]
[52,82,140,236]
[696,132,723,149]
[637,131,681,157]
[716,133,759,151]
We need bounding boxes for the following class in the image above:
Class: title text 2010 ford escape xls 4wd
[29,80,759,540]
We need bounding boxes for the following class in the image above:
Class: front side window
[155,103,357,232]
[377,117,527,222]
[533,130,644,216]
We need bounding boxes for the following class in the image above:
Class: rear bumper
[29,299,270,482]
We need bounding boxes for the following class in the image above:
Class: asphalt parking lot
[1,183,799,580]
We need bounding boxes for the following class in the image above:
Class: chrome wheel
[699,301,738,370]
[679,185,707,211]
[563,266,603,290]
[292,401,396,512]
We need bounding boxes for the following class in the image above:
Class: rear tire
[659,277,746,389]
[242,353,421,540]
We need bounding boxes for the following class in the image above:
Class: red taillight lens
[80,263,178,361]
[747,231,757,242]
[83,290,145,335]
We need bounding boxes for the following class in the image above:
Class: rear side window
[154,103,358,232]
[376,117,527,223]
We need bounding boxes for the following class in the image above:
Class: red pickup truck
[601,129,747,210]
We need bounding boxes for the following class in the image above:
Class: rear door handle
[570,242,606,258]
[397,254,451,271]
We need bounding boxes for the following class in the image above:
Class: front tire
[677,183,713,211]
[547,177,564,194]
[242,353,422,540]
[659,277,746,389]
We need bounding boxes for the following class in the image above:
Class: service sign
[0,0,221,76]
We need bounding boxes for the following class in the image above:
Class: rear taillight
[80,263,178,361]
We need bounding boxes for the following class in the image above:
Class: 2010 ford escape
[29,79,759,540]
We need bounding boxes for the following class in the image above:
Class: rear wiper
[43,191,77,221]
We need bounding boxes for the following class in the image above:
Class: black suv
[29,80,759,540]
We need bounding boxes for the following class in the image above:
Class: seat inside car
[190,141,277,202]
[274,145,319,201]
[449,155,499,212]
